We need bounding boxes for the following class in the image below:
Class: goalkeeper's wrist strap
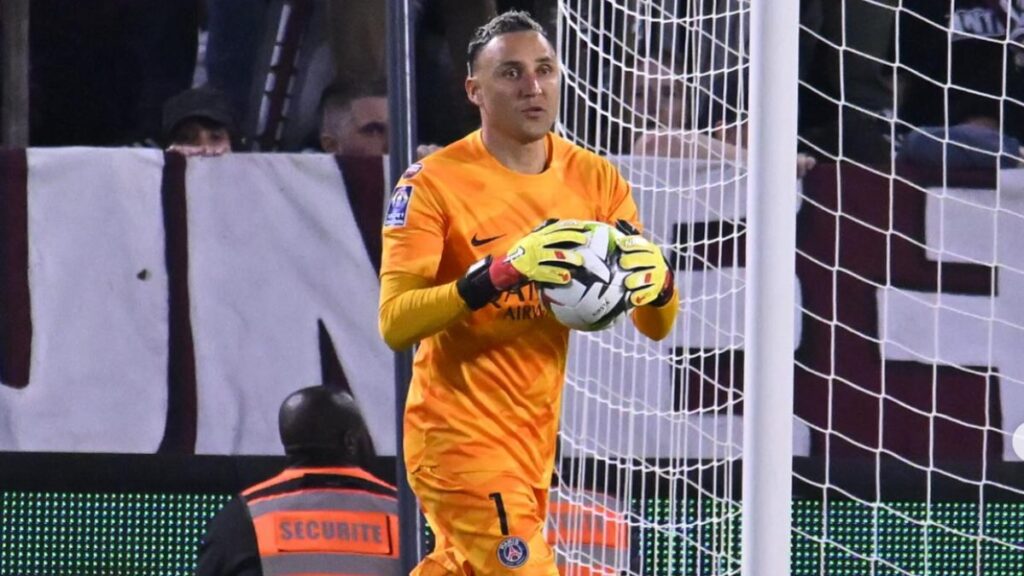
[650,267,675,308]
[456,256,521,310]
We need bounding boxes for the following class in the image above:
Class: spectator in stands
[163,86,236,157]
[195,386,400,576]
[898,0,1024,148]
[898,89,1024,171]
[319,79,389,156]
[326,0,496,145]
[799,0,898,166]
[628,55,816,178]
[318,79,441,159]
[896,1,1024,171]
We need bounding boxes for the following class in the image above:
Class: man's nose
[521,74,543,96]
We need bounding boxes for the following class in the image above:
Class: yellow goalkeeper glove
[456,219,587,310]
[502,219,587,285]
[615,220,675,307]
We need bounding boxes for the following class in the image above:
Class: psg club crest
[402,162,423,179]
[496,536,529,568]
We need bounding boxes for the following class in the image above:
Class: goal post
[742,3,800,576]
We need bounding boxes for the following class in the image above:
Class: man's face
[172,119,232,153]
[322,96,388,156]
[466,31,560,144]
[630,57,688,130]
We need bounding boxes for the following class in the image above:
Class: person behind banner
[195,386,400,576]
[318,79,390,157]
[163,86,237,158]
[628,53,816,178]
[318,78,442,159]
[378,10,678,575]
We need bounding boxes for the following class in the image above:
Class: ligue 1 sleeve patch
[384,185,413,227]
[496,536,529,568]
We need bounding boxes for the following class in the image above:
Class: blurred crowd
[23,0,521,155]
[567,0,1024,173]
[15,0,1024,171]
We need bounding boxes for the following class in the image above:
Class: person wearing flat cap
[162,85,237,157]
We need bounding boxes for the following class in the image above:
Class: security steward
[195,386,400,576]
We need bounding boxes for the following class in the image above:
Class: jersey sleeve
[599,157,641,231]
[381,173,447,280]
[378,271,467,350]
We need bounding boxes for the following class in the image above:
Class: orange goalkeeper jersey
[381,130,638,488]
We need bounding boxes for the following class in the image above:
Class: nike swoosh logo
[471,233,505,247]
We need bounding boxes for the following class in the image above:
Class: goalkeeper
[378,10,678,576]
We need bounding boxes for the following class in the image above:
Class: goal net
[554,0,1024,574]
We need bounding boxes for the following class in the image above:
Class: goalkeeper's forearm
[631,288,679,341]
[378,271,469,351]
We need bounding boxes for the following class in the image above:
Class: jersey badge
[496,536,529,569]
[402,162,423,179]
[384,185,413,227]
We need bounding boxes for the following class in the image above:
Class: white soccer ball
[540,221,632,331]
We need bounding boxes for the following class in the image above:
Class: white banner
[0,150,1020,464]
[0,150,395,455]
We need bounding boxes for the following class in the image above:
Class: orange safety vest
[242,466,401,576]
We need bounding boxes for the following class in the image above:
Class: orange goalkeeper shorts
[409,466,560,576]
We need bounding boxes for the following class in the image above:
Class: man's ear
[466,76,481,107]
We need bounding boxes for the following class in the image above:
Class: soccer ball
[539,221,631,331]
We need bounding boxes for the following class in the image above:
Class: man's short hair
[319,77,388,116]
[466,10,548,75]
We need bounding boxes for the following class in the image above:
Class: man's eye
[504,69,520,79]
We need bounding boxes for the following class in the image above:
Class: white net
[554,0,1024,574]
[556,1,753,574]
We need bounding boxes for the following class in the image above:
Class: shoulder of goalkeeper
[553,132,621,175]
[393,137,472,192]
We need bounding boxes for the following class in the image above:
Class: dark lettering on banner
[670,220,746,272]
[0,150,31,389]
[670,348,744,414]
[661,164,1001,469]
[318,318,353,396]
[668,216,746,414]
[795,164,999,467]
[157,152,198,454]
[335,155,386,274]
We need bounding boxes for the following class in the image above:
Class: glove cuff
[457,256,500,310]
[649,268,675,308]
